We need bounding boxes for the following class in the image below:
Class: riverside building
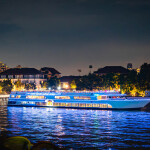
[0,61,8,73]
[0,67,47,89]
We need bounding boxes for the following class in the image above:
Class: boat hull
[8,98,150,110]
[7,105,143,110]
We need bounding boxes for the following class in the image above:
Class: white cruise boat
[8,91,150,110]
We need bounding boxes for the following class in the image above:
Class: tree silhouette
[89,65,93,74]
[78,69,81,76]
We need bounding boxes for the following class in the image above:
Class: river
[0,106,150,149]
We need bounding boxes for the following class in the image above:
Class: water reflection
[0,106,150,149]
[0,106,8,132]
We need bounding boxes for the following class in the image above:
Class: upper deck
[9,91,127,101]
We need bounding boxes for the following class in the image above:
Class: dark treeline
[74,63,150,96]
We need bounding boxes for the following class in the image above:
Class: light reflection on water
[0,106,150,149]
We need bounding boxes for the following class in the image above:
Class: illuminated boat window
[16,95,21,98]
[53,102,59,106]
[99,104,103,108]
[108,104,112,108]
[21,101,27,104]
[100,104,105,108]
[93,104,99,107]
[55,96,70,99]
[79,103,86,107]
[66,103,72,107]
[99,104,110,108]
[97,96,107,100]
[26,96,45,99]
[72,103,78,107]
[59,103,66,106]
[36,102,46,106]
[103,104,107,108]
[86,103,93,107]
[11,95,15,98]
[74,96,91,100]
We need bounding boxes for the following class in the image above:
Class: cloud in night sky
[0,0,150,75]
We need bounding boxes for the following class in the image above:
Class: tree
[75,74,102,91]
[77,69,81,76]
[138,63,150,91]
[25,83,36,90]
[2,79,13,94]
[89,65,93,74]
[13,80,25,91]
[40,81,48,90]
[47,77,60,90]
[0,81,3,93]
[70,80,77,90]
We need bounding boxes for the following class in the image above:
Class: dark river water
[0,106,150,149]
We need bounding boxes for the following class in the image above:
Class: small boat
[8,91,150,110]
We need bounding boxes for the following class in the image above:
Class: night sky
[0,0,150,75]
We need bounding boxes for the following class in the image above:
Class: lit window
[8,75,13,79]
[93,104,99,107]
[53,102,59,106]
[72,103,78,107]
[79,103,86,107]
[108,104,112,108]
[60,103,66,106]
[99,104,108,108]
[55,96,70,99]
[1,75,6,79]
[26,96,45,99]
[16,95,21,98]
[86,104,93,107]
[74,96,91,100]
[97,95,107,100]
[66,103,71,107]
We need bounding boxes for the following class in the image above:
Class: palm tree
[89,65,93,74]
[78,69,81,76]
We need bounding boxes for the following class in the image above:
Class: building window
[29,75,34,78]
[8,75,13,79]
[1,75,6,79]
[35,75,40,78]
[24,75,29,78]
[15,75,19,79]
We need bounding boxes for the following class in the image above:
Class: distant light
[64,84,69,89]
[48,87,51,90]
[57,86,61,90]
